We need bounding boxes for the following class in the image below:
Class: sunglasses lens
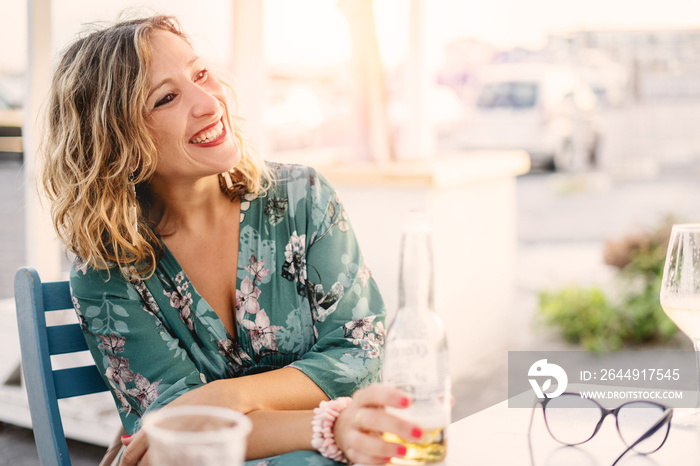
[544,395,602,445]
[617,402,670,454]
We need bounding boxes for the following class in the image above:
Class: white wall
[323,151,529,381]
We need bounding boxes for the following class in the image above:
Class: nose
[189,83,221,119]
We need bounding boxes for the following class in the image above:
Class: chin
[229,140,243,167]
[209,140,242,173]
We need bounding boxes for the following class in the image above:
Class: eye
[154,93,176,108]
[195,69,208,82]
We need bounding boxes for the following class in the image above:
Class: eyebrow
[147,56,202,100]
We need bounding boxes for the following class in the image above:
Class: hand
[119,431,150,466]
[333,384,423,465]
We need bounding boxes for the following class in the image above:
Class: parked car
[455,63,600,171]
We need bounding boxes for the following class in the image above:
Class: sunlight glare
[265,0,352,68]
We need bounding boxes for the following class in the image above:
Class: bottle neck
[398,227,434,313]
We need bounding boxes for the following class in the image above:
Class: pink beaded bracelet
[311,396,353,464]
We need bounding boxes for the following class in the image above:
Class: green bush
[538,219,678,351]
[539,286,622,351]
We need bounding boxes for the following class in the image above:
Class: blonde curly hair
[41,15,270,278]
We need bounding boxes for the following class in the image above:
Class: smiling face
[145,30,241,186]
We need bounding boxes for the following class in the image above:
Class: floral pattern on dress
[343,316,385,359]
[106,354,135,391]
[73,256,89,275]
[328,195,349,233]
[70,163,386,450]
[236,277,262,323]
[104,350,162,414]
[110,381,134,417]
[130,276,160,317]
[163,272,195,331]
[357,264,372,287]
[241,309,283,354]
[246,453,340,466]
[71,294,89,332]
[98,333,125,353]
[240,192,257,223]
[246,254,271,283]
[127,374,161,410]
[264,196,288,226]
[282,231,307,294]
[307,280,344,324]
[217,337,253,370]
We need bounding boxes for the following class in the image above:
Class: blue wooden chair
[14,267,109,466]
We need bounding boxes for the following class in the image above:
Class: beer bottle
[382,210,451,464]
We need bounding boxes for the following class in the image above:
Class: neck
[148,174,234,236]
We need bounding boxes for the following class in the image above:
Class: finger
[343,431,408,465]
[119,432,148,466]
[354,407,366,430]
[353,383,411,409]
[139,450,152,466]
[345,447,392,466]
[356,407,423,443]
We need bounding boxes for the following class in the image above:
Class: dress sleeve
[69,262,206,434]
[289,170,387,400]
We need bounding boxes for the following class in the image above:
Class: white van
[456,63,599,171]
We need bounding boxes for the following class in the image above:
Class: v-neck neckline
[158,233,242,344]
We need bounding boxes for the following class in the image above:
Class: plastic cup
[142,405,252,466]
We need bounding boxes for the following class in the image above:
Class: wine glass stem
[694,339,700,409]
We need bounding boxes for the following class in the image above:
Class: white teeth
[191,121,224,144]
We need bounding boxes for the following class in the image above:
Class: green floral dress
[69,163,386,465]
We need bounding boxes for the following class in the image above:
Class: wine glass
[660,223,700,426]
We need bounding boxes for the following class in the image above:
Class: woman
[41,14,421,466]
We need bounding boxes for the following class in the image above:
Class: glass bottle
[382,211,451,465]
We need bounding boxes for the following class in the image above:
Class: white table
[442,399,700,465]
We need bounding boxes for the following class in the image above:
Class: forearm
[169,367,329,413]
[245,409,315,460]
[247,385,424,464]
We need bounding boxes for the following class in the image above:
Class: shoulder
[69,257,131,299]
[265,161,335,207]
[266,161,322,187]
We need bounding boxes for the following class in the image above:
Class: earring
[129,181,139,237]
[221,168,235,190]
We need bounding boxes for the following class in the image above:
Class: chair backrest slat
[42,281,74,312]
[53,366,107,399]
[47,325,89,355]
[15,267,111,466]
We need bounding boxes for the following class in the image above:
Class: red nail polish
[121,435,132,441]
[397,445,407,456]
[399,397,410,407]
[411,427,423,439]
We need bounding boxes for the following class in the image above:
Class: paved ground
[0,423,106,466]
